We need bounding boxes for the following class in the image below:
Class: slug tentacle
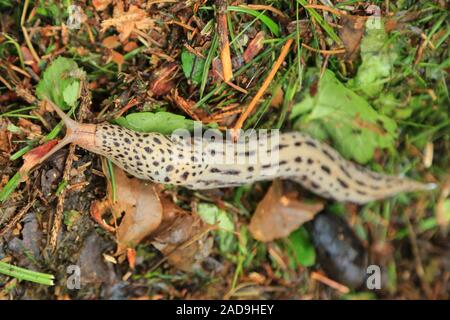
[39,100,435,204]
[37,99,98,165]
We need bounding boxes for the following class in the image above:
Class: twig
[232,38,293,136]
[304,4,345,16]
[48,85,91,252]
[311,271,350,294]
[20,0,41,64]
[301,43,345,55]
[246,4,288,18]
[404,211,433,298]
[48,144,75,252]
[216,0,233,82]
[0,197,36,237]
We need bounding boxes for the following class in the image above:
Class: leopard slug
[39,100,435,204]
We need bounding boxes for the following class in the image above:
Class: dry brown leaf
[102,35,121,49]
[110,50,125,66]
[0,119,12,164]
[243,31,265,63]
[148,63,178,96]
[111,166,163,254]
[92,0,112,11]
[20,140,59,174]
[101,3,154,42]
[152,213,212,272]
[339,15,366,61]
[249,181,324,242]
[123,41,138,52]
[17,117,42,138]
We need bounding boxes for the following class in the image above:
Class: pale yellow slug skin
[91,123,434,204]
[44,99,434,204]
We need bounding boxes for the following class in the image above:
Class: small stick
[245,4,288,18]
[232,38,293,136]
[304,4,346,16]
[0,197,36,237]
[216,0,233,82]
[301,43,346,55]
[311,271,350,294]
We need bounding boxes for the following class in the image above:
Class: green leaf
[228,6,280,37]
[63,81,80,107]
[288,227,315,267]
[349,20,399,97]
[0,261,54,286]
[0,171,22,202]
[197,203,236,253]
[36,57,84,110]
[181,49,206,85]
[291,69,397,164]
[115,111,196,135]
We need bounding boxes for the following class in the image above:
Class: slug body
[44,100,434,204]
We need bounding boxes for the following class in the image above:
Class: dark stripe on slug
[276,144,289,150]
[322,149,335,161]
[356,190,367,195]
[320,165,331,174]
[262,164,272,169]
[295,157,302,163]
[210,168,221,173]
[279,160,287,166]
[224,170,240,175]
[311,182,320,189]
[181,172,189,180]
[337,178,349,189]
[305,141,317,148]
[295,141,302,147]
[339,164,352,178]
[355,180,366,186]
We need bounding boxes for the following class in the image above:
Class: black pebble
[308,212,368,289]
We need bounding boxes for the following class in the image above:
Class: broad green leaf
[349,20,399,97]
[181,49,206,85]
[288,227,315,267]
[291,69,397,164]
[197,203,236,253]
[115,111,196,135]
[36,57,84,110]
[63,81,80,107]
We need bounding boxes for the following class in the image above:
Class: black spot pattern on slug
[95,124,410,203]
[320,165,331,174]
[337,178,349,189]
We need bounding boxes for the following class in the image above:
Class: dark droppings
[309,212,368,289]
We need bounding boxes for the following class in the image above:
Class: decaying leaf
[148,63,178,96]
[0,119,12,164]
[20,140,59,175]
[339,15,366,61]
[108,166,163,254]
[92,0,112,11]
[91,164,211,271]
[249,181,324,242]
[101,3,154,42]
[243,31,265,63]
[152,213,212,272]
